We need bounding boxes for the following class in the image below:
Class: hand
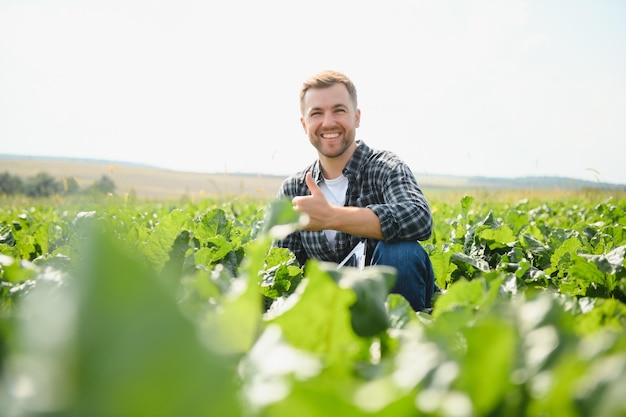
[292,172,333,231]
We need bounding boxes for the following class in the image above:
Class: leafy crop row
[0,194,625,416]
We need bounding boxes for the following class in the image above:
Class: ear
[354,109,361,128]
[300,116,307,133]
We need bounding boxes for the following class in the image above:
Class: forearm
[369,201,432,241]
[324,206,384,240]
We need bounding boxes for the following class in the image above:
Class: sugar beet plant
[0,195,625,417]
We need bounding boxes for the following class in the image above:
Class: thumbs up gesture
[292,172,332,231]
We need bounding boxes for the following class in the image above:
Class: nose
[322,111,336,127]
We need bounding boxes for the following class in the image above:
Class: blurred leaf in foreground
[6,225,242,417]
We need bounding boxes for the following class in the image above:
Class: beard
[309,131,355,159]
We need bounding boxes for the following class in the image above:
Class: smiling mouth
[321,132,340,139]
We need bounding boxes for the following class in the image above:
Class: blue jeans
[370,241,434,311]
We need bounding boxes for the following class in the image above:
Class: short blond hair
[299,70,358,115]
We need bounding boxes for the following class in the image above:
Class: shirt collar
[311,160,324,183]
[343,140,369,177]
[311,140,370,183]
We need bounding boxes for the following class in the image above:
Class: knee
[371,241,434,311]
[371,241,429,265]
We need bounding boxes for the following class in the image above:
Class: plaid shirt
[273,140,433,265]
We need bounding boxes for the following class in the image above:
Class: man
[273,70,435,311]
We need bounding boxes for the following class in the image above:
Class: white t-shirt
[318,174,349,251]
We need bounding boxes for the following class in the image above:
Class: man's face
[300,83,361,159]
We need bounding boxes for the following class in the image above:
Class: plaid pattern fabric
[273,140,433,265]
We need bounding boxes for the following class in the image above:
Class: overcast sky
[1,0,625,184]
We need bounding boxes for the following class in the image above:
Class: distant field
[2,157,623,202]
[0,158,478,202]
[1,159,285,200]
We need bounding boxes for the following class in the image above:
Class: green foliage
[23,172,63,197]
[0,170,116,197]
[0,172,23,195]
[0,194,625,416]
[85,175,116,195]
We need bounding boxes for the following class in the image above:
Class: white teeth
[322,133,340,139]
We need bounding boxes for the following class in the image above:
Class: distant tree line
[0,171,116,197]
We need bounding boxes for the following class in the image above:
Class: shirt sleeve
[366,163,433,242]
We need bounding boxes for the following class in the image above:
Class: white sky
[1,0,625,184]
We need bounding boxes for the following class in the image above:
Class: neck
[319,142,357,179]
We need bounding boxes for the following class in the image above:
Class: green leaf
[239,324,322,411]
[142,209,194,272]
[78,230,241,417]
[386,293,418,329]
[330,265,396,337]
[261,263,302,299]
[0,254,37,284]
[429,248,457,289]
[264,246,298,269]
[263,198,302,239]
[569,254,609,294]
[260,247,303,300]
[432,278,487,316]
[547,236,582,276]
[573,298,626,334]
[265,261,366,372]
[460,195,475,221]
[199,237,267,355]
[478,226,517,250]
[521,233,551,258]
[201,270,263,355]
[0,225,15,246]
[456,318,517,415]
[451,252,490,274]
[201,235,235,264]
[9,227,242,417]
[196,208,231,240]
[581,245,625,275]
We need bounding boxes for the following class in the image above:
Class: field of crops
[1,190,625,417]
